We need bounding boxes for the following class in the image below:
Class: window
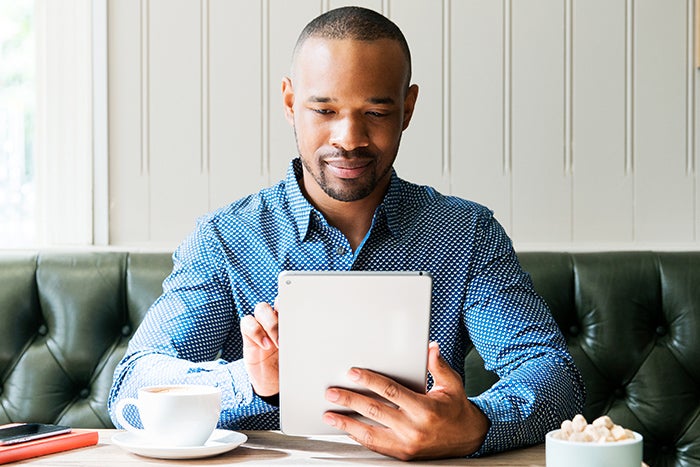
[0,1,35,247]
[1,0,97,248]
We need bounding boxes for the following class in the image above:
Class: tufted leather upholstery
[465,252,700,467]
[1,251,698,466]
[0,252,172,429]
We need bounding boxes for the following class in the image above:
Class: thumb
[427,341,457,388]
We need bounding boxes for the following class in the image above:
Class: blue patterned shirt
[109,158,584,456]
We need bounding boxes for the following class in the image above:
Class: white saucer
[112,429,247,460]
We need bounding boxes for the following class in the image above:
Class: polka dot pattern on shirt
[109,158,584,455]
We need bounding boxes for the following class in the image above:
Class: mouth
[324,158,373,179]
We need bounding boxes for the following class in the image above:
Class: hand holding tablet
[276,271,433,435]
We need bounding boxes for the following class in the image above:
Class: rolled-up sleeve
[108,220,278,430]
[464,213,585,456]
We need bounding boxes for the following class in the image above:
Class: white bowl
[546,429,643,467]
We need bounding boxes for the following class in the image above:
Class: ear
[401,84,419,131]
[282,77,295,126]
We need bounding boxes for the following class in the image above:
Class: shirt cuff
[467,395,504,457]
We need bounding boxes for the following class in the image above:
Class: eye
[312,108,334,115]
[366,111,388,118]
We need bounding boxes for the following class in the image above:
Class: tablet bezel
[277,270,433,435]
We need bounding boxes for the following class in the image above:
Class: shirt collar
[285,158,314,241]
[380,170,404,238]
[284,157,405,241]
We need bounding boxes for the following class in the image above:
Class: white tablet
[276,270,433,435]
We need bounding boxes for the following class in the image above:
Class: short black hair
[293,6,412,85]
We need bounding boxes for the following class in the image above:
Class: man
[109,6,584,460]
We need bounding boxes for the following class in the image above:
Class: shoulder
[174,180,290,262]
[391,178,511,254]
[397,178,495,223]
[198,180,288,232]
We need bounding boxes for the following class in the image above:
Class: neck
[300,175,389,252]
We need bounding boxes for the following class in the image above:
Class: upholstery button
[121,325,132,337]
[655,325,667,336]
[37,324,48,336]
[79,388,90,399]
[614,387,626,398]
[568,325,579,336]
[660,445,672,454]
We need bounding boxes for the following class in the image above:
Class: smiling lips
[325,158,373,179]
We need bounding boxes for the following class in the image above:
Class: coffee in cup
[115,384,221,446]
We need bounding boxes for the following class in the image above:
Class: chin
[323,181,376,203]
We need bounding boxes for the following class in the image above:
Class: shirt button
[336,246,347,255]
[235,392,244,403]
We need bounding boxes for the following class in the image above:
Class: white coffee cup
[115,384,221,447]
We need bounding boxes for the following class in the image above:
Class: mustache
[319,147,376,160]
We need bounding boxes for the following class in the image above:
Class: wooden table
[13,430,545,466]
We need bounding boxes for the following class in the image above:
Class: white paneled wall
[634,0,693,242]
[108,0,699,250]
[571,0,631,243]
[511,0,569,244]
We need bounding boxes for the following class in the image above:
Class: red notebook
[0,429,98,464]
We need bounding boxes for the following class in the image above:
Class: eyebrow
[307,95,396,105]
[307,96,333,103]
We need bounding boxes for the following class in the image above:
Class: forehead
[292,37,409,96]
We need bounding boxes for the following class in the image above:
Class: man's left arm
[320,209,584,459]
[464,213,585,456]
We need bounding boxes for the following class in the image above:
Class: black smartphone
[0,423,72,446]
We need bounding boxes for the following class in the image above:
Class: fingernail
[262,337,271,349]
[326,388,340,402]
[323,414,336,426]
[348,368,360,381]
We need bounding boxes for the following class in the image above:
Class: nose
[328,115,370,151]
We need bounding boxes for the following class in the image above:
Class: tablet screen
[277,270,432,435]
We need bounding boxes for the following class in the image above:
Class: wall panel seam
[503,0,512,177]
[503,0,513,232]
[261,0,270,179]
[140,0,151,241]
[200,0,210,177]
[689,0,697,241]
[565,0,573,242]
[625,0,634,177]
[140,0,150,177]
[564,0,573,176]
[687,0,695,177]
[625,0,635,242]
[442,0,451,179]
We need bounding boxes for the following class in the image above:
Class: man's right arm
[108,221,279,430]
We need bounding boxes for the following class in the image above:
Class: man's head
[282,6,418,205]
[292,6,412,90]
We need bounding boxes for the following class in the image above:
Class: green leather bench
[1,251,698,466]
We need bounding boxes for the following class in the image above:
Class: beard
[294,129,394,202]
[300,147,386,202]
